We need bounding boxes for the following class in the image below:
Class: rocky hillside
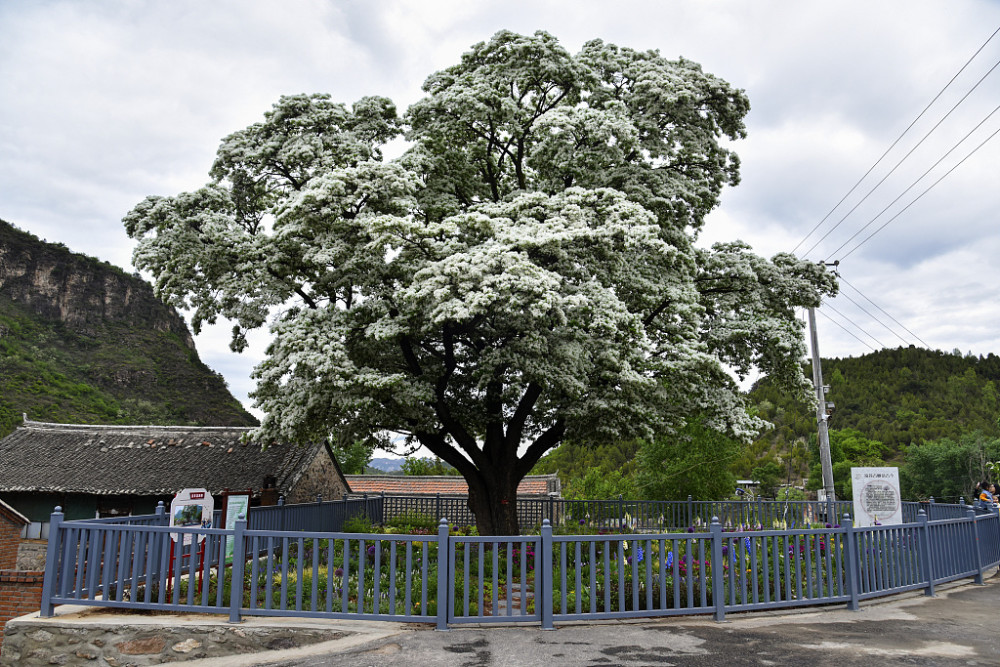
[0,219,257,436]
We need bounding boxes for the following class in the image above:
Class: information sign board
[169,488,215,544]
[222,491,251,564]
[851,467,902,526]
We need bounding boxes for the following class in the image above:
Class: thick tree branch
[516,419,566,479]
[506,382,542,449]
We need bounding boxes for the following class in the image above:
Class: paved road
[259,575,1000,667]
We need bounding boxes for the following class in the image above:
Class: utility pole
[808,306,836,519]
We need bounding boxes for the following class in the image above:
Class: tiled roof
[344,474,561,497]
[0,420,341,496]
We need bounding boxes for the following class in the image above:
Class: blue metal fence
[40,500,1000,629]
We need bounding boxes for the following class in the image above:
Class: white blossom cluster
[124,31,836,498]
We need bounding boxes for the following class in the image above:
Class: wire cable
[791,24,1000,255]
[824,100,1000,259]
[822,301,886,348]
[802,56,1000,258]
[835,290,911,346]
[839,123,1000,260]
[817,307,880,353]
[839,275,931,348]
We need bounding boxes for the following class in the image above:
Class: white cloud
[3,0,1000,415]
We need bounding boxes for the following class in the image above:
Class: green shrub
[385,511,438,531]
[343,514,375,533]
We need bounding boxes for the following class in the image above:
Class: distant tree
[806,428,887,499]
[901,433,1000,501]
[532,439,639,493]
[566,466,636,501]
[751,459,784,499]
[335,440,375,475]
[636,420,744,501]
[401,456,460,476]
[124,31,834,534]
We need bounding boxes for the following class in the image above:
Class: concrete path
[253,574,1000,667]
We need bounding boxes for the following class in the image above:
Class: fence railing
[40,500,999,628]
[350,493,975,531]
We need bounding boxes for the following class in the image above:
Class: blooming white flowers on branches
[124,31,836,535]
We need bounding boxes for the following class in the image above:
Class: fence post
[541,519,554,630]
[155,501,166,524]
[380,491,386,525]
[436,518,450,632]
[548,495,554,526]
[842,514,860,610]
[278,495,285,533]
[39,507,64,617]
[710,516,725,622]
[436,493,442,523]
[918,509,935,597]
[228,514,247,623]
[967,507,984,585]
[618,495,624,528]
[687,495,693,528]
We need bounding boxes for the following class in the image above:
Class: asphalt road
[260,574,1000,667]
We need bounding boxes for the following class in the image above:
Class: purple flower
[579,518,586,525]
[721,545,729,557]
[334,567,344,577]
[687,527,695,533]
[825,523,832,528]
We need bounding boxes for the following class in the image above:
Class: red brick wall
[0,570,44,648]
[0,521,22,570]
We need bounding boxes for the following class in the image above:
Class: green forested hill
[0,219,257,436]
[749,346,1000,469]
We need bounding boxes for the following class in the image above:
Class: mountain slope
[0,219,256,436]
[748,346,1000,468]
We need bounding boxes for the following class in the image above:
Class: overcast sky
[3,0,1000,421]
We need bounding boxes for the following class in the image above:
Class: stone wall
[16,540,46,572]
[285,448,349,505]
[2,618,344,666]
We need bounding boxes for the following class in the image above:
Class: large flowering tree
[124,31,836,535]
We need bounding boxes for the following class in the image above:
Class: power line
[835,290,911,346]
[802,55,1000,258]
[838,123,1000,260]
[824,100,1000,259]
[791,24,1000,255]
[822,301,885,348]
[816,306,880,353]
[838,275,931,348]
[823,301,885,347]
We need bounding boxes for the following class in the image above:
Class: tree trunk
[465,469,522,536]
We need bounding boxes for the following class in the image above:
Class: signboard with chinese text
[169,488,215,544]
[222,491,251,564]
[851,467,902,526]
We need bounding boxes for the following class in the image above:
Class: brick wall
[0,570,44,649]
[0,505,43,649]
[0,520,21,570]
